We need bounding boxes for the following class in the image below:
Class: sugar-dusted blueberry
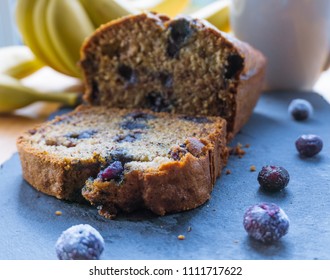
[258,165,290,192]
[55,224,104,260]
[99,161,124,181]
[288,99,313,121]
[295,134,323,157]
[243,202,290,243]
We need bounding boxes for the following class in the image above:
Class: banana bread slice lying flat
[80,13,266,139]
[17,105,228,217]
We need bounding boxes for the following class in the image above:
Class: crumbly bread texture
[81,13,266,139]
[17,106,228,216]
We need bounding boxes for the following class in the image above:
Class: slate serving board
[1,91,329,260]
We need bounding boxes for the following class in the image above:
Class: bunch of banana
[15,0,230,78]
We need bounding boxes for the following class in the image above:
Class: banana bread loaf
[80,13,266,139]
[17,106,228,217]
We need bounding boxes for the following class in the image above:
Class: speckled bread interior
[80,13,266,139]
[17,106,228,216]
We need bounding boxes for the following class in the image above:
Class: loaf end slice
[17,106,228,217]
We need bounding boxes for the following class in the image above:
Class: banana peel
[0,46,43,79]
[0,74,79,113]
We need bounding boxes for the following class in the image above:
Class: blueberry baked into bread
[81,13,266,139]
[17,106,228,217]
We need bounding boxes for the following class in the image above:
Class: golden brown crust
[17,134,100,203]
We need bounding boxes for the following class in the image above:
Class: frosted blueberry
[243,203,289,243]
[55,224,104,260]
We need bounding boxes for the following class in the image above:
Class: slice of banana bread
[80,13,266,139]
[17,105,228,217]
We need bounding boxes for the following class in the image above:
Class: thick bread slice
[17,105,228,217]
[80,13,266,139]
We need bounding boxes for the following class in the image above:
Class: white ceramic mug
[230,0,330,91]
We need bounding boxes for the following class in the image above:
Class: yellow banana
[15,0,52,68]
[32,0,74,76]
[145,0,190,17]
[190,0,230,32]
[0,46,43,79]
[80,0,136,28]
[46,0,95,78]
[0,75,79,113]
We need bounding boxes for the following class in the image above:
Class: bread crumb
[225,169,231,175]
[230,143,246,158]
[178,235,185,240]
[250,165,256,172]
[55,211,62,216]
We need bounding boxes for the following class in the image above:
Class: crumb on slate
[225,169,231,175]
[250,165,256,172]
[55,211,62,216]
[178,235,185,240]
[229,143,246,158]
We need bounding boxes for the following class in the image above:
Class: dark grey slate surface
[1,91,329,260]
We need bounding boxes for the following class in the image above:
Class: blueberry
[120,120,149,130]
[167,18,195,58]
[181,115,211,124]
[295,134,323,157]
[117,64,137,84]
[110,148,134,163]
[243,203,290,243]
[288,99,313,121]
[124,111,156,121]
[114,132,142,143]
[66,130,97,139]
[99,161,124,181]
[145,91,172,112]
[224,54,244,80]
[258,165,290,192]
[55,224,104,260]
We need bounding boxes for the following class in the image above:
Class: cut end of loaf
[80,13,256,135]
